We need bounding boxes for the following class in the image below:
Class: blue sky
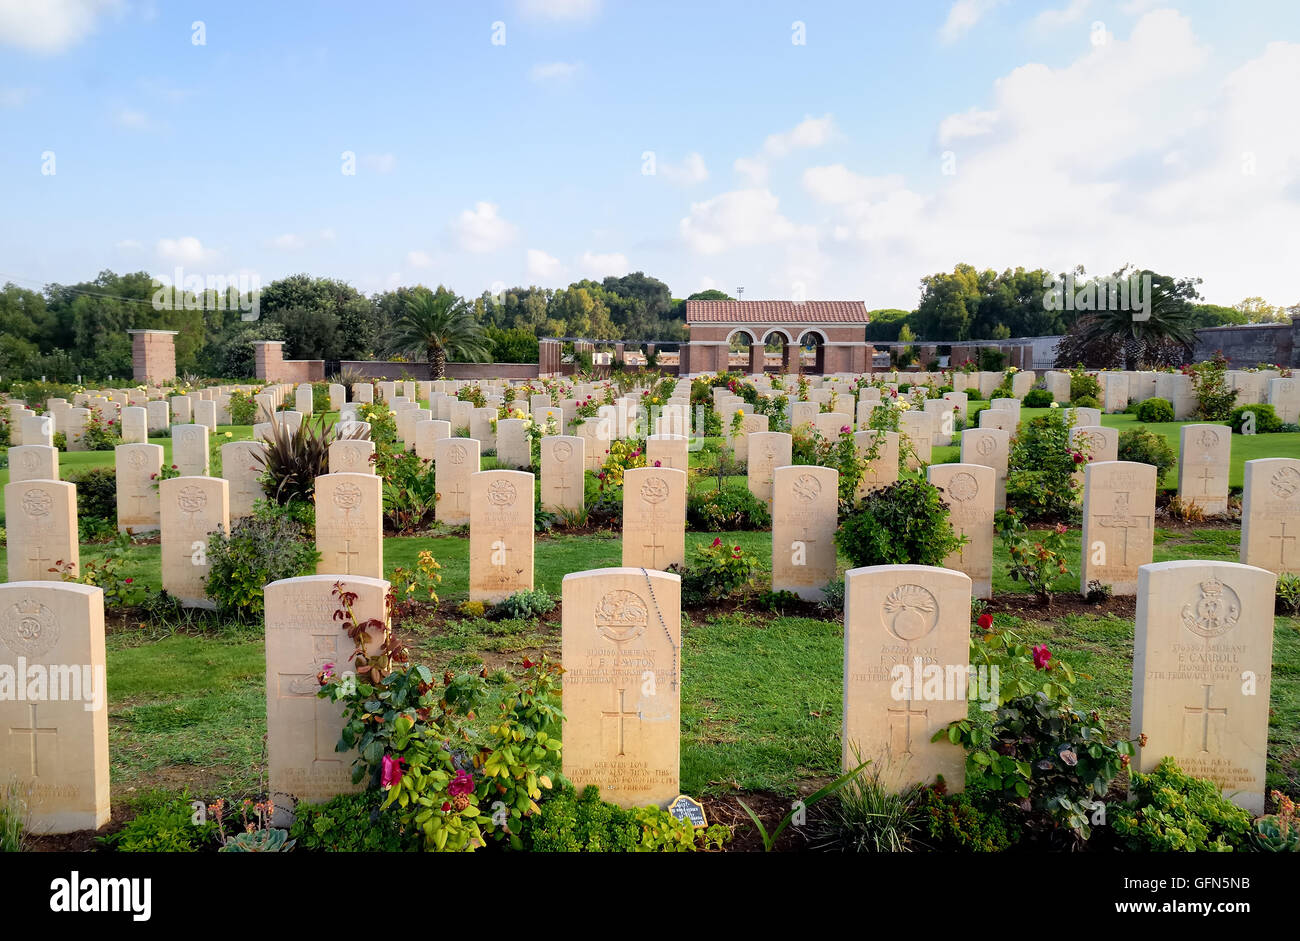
[2,0,1299,309]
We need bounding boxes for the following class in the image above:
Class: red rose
[977,613,993,630]
[1032,644,1051,670]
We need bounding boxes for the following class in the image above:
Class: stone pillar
[252,340,285,381]
[749,343,765,374]
[783,341,801,374]
[127,330,179,384]
[614,342,625,366]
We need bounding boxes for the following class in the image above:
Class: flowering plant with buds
[318,583,563,851]
[940,620,1138,843]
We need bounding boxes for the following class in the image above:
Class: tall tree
[389,286,490,378]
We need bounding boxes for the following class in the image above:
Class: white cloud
[1031,0,1092,32]
[787,10,1300,309]
[803,165,906,205]
[155,237,212,264]
[939,0,1006,44]
[579,250,629,279]
[114,239,141,251]
[530,61,582,82]
[361,153,396,174]
[450,202,518,253]
[518,0,601,21]
[271,233,304,250]
[660,152,708,185]
[406,250,433,268]
[526,248,565,281]
[937,107,998,145]
[734,115,835,184]
[0,0,120,53]
[680,189,811,255]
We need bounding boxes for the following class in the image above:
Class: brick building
[679,300,874,376]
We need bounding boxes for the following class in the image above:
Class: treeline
[0,270,707,382]
[864,264,1294,343]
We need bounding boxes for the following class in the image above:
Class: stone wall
[1194,319,1298,368]
[339,360,541,380]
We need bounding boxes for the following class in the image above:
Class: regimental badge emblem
[976,434,996,457]
[882,584,939,642]
[177,485,208,515]
[640,476,669,505]
[793,474,821,503]
[1181,578,1241,638]
[487,478,517,507]
[553,441,573,462]
[1197,428,1220,450]
[333,482,363,511]
[594,589,648,644]
[22,488,52,518]
[0,599,60,658]
[1270,466,1300,500]
[448,444,467,465]
[948,472,978,502]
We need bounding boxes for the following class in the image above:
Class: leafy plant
[940,626,1136,843]
[1006,407,1080,522]
[1277,573,1300,617]
[1186,355,1238,421]
[686,485,771,531]
[100,790,217,852]
[679,537,759,604]
[210,798,296,852]
[913,782,1023,852]
[808,761,924,852]
[289,790,416,852]
[995,510,1071,605]
[227,389,259,425]
[56,532,147,608]
[1112,758,1253,851]
[1022,388,1053,407]
[836,478,964,567]
[204,503,320,619]
[390,287,490,379]
[490,588,556,620]
[1118,426,1177,484]
[1135,397,1174,422]
[1253,790,1300,852]
[521,784,727,852]
[254,413,335,504]
[738,760,871,852]
[1229,403,1283,434]
[755,589,803,614]
[1070,370,1101,402]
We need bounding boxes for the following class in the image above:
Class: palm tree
[390,287,491,378]
[1077,270,1198,369]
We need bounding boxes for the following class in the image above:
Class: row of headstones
[3,550,1276,833]
[1039,369,1300,420]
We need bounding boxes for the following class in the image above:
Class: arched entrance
[798,330,827,375]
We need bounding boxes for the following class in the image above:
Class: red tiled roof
[685,300,869,323]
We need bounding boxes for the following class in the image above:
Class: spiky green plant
[389,287,491,379]
[254,414,364,504]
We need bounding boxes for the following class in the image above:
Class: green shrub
[204,503,320,619]
[1135,397,1174,422]
[964,387,981,400]
[0,780,26,852]
[1070,371,1101,402]
[100,790,216,852]
[1117,426,1178,485]
[1229,403,1283,434]
[836,479,963,567]
[914,784,1022,852]
[521,784,723,852]
[686,486,771,531]
[977,348,1006,371]
[490,588,555,620]
[1072,394,1100,410]
[1278,573,1300,616]
[1112,757,1253,851]
[1006,408,1081,522]
[228,390,259,425]
[1189,355,1238,421]
[1022,388,1053,407]
[819,577,845,613]
[809,770,924,852]
[65,467,117,523]
[679,537,760,604]
[289,790,416,852]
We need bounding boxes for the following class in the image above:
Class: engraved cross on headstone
[887,696,928,757]
[642,532,666,568]
[1197,465,1216,495]
[1270,522,1296,566]
[601,688,640,758]
[11,703,57,776]
[1184,684,1228,754]
[337,541,359,574]
[277,634,342,766]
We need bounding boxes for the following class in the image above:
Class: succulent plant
[1252,814,1300,852]
[219,828,296,852]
